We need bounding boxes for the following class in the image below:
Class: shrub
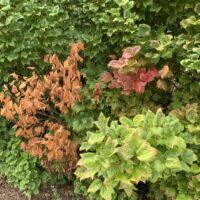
[0,43,84,173]
[75,110,200,199]
[0,117,49,198]
[1,1,199,85]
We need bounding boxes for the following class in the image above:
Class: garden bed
[0,177,82,200]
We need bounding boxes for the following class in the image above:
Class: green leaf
[137,24,151,37]
[88,179,102,193]
[194,3,200,14]
[143,0,153,7]
[7,52,18,61]
[77,153,96,166]
[80,142,92,151]
[117,145,134,160]
[120,117,133,127]
[119,181,135,197]
[132,114,145,127]
[150,4,162,12]
[181,149,197,165]
[186,108,199,123]
[100,185,114,200]
[177,193,193,200]
[88,133,105,145]
[136,141,157,161]
[130,165,151,183]
[165,158,182,169]
[152,159,165,172]
[75,164,100,180]
[95,113,109,131]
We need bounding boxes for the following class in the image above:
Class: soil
[0,177,83,200]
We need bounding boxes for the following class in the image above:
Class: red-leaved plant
[101,46,160,94]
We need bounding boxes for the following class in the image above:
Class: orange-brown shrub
[0,43,84,173]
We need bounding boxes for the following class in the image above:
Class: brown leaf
[92,83,102,103]
[11,85,18,94]
[19,82,26,90]
[159,64,173,79]
[157,79,167,91]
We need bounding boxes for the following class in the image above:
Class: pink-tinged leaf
[139,68,159,82]
[112,69,120,79]
[108,54,117,60]
[108,80,122,89]
[118,73,136,91]
[107,58,127,69]
[133,81,146,94]
[101,71,113,83]
[122,46,141,59]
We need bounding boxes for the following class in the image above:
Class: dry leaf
[159,64,173,79]
[157,79,167,91]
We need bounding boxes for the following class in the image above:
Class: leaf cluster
[76,110,200,199]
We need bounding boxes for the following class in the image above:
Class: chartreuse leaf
[88,132,105,145]
[94,112,109,132]
[136,140,157,161]
[181,149,197,164]
[88,179,102,193]
[75,110,200,199]
[150,127,163,137]
[165,157,182,170]
[130,165,152,183]
[117,144,134,160]
[177,193,193,200]
[101,138,118,157]
[186,108,199,123]
[80,142,92,151]
[77,153,96,166]
[132,114,145,126]
[119,181,136,197]
[120,117,133,127]
[100,185,114,200]
[75,164,100,180]
[152,159,165,173]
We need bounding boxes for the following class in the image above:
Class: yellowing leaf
[88,179,102,193]
[100,185,114,200]
[157,79,167,90]
[159,64,173,79]
[136,141,157,161]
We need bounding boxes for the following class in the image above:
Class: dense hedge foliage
[0,0,200,199]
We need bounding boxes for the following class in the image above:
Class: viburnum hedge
[0,0,200,199]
